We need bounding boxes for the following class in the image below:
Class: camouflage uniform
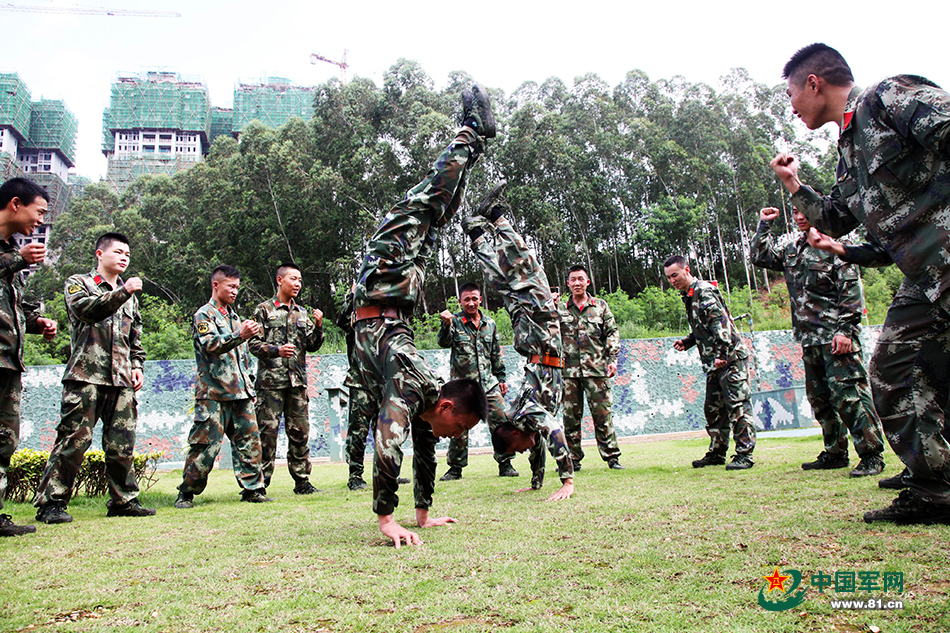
[751,220,885,459]
[679,279,756,458]
[337,293,378,482]
[34,271,145,509]
[792,76,950,504]
[178,298,264,496]
[470,216,573,487]
[437,310,511,470]
[248,297,323,488]
[559,295,621,464]
[353,128,481,516]
[0,239,43,511]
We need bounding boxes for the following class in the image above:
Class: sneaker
[850,455,885,478]
[0,514,36,537]
[878,468,910,490]
[572,459,582,471]
[293,481,320,495]
[460,83,496,138]
[801,451,849,470]
[240,490,273,503]
[174,492,194,509]
[607,459,625,470]
[35,503,72,524]
[498,462,520,478]
[726,454,754,470]
[107,499,156,517]
[475,181,508,219]
[439,468,462,481]
[691,452,726,468]
[397,477,411,485]
[347,477,368,491]
[863,489,950,525]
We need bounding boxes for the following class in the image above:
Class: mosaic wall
[19,327,880,466]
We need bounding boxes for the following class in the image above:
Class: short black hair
[491,422,525,454]
[783,43,854,87]
[567,264,589,279]
[0,177,50,209]
[664,255,687,269]
[276,262,300,278]
[212,264,241,282]
[459,282,481,296]
[439,378,488,421]
[96,232,130,253]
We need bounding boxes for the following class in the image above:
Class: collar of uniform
[273,295,296,310]
[460,310,482,327]
[90,271,120,288]
[569,293,592,312]
[209,297,230,316]
[841,85,862,134]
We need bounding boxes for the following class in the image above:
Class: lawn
[3,435,948,633]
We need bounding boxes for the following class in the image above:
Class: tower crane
[0,3,180,17]
[310,50,349,83]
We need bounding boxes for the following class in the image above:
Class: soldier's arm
[840,232,893,268]
[490,322,506,383]
[791,184,860,239]
[894,79,950,155]
[305,310,324,353]
[195,312,246,356]
[247,305,278,359]
[22,298,42,334]
[129,295,146,369]
[601,301,620,365]
[699,290,734,361]
[0,249,28,281]
[833,259,864,340]
[65,279,134,324]
[436,316,454,349]
[679,333,696,350]
[750,219,785,272]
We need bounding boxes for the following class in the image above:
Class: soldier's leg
[824,349,885,459]
[223,399,265,493]
[283,387,313,484]
[99,386,140,506]
[527,431,546,489]
[255,388,283,489]
[585,376,621,462]
[34,381,101,508]
[722,358,756,456]
[802,345,849,456]
[870,286,950,502]
[345,388,374,481]
[561,377,585,463]
[486,387,515,468]
[0,370,22,511]
[513,365,572,481]
[445,431,470,471]
[702,371,730,457]
[179,400,226,496]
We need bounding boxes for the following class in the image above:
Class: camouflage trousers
[801,343,884,458]
[703,356,756,456]
[870,280,950,503]
[354,317,440,516]
[34,381,139,508]
[517,363,573,486]
[0,369,22,510]
[445,385,513,469]
[344,385,377,479]
[179,398,264,495]
[255,386,312,487]
[562,376,621,463]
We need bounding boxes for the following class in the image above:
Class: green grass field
[3,435,948,633]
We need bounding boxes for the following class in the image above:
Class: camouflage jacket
[248,296,323,390]
[437,310,505,390]
[792,76,950,311]
[559,294,620,378]
[193,298,254,401]
[751,220,864,347]
[62,271,145,387]
[0,238,42,372]
[679,279,748,373]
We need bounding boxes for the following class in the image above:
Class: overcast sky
[2,0,947,179]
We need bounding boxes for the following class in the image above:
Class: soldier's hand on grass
[439,310,453,324]
[278,343,295,358]
[607,362,618,378]
[19,242,46,265]
[417,515,458,529]
[547,480,574,502]
[124,277,143,294]
[36,317,57,340]
[759,207,780,222]
[831,334,852,355]
[312,308,324,327]
[673,339,686,352]
[131,369,144,391]
[239,319,260,339]
[379,514,422,548]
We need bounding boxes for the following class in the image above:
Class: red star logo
[763,567,791,592]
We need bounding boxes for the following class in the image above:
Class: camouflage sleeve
[23,298,42,334]
[129,294,145,369]
[247,305,278,359]
[305,312,324,353]
[194,314,245,357]
[66,280,134,324]
[750,219,785,272]
[833,260,864,340]
[698,290,733,361]
[436,317,453,349]
[792,185,861,240]
[602,301,620,363]
[839,231,893,268]
[490,322,505,383]
[887,79,950,155]
[681,333,696,350]
[0,249,28,281]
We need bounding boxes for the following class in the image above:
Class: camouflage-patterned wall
[19,327,880,466]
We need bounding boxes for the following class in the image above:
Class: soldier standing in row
[559,265,624,472]
[175,265,269,508]
[664,256,756,470]
[0,178,56,536]
[437,282,516,481]
[751,205,886,477]
[249,263,324,496]
[35,233,155,524]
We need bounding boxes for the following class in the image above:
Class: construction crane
[0,3,180,17]
[310,50,349,83]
